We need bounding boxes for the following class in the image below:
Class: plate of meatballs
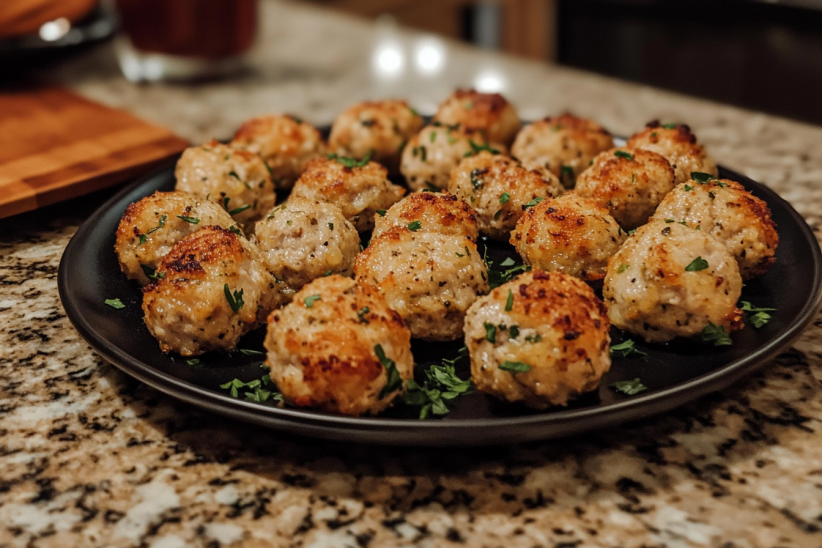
[59,90,822,446]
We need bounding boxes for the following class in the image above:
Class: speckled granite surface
[3,1,822,547]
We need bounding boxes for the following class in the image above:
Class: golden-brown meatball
[290,157,405,231]
[511,113,614,189]
[142,227,281,356]
[448,151,563,240]
[626,121,718,185]
[175,140,275,224]
[372,191,479,240]
[400,124,508,192]
[603,220,744,343]
[575,147,676,229]
[328,100,424,174]
[115,191,240,285]
[254,197,360,298]
[264,275,413,416]
[511,192,626,282]
[231,114,328,191]
[354,227,489,341]
[465,270,611,408]
[651,176,778,279]
[433,89,521,145]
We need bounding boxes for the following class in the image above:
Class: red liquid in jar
[116,0,257,59]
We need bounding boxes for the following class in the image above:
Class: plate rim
[58,160,822,445]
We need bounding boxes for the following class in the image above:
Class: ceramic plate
[58,153,822,446]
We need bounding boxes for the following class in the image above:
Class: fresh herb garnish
[304,294,321,308]
[684,184,693,191]
[376,209,387,217]
[662,123,678,129]
[524,334,542,343]
[627,228,637,236]
[499,360,531,373]
[522,197,544,210]
[402,347,473,419]
[228,170,240,180]
[186,358,200,366]
[376,344,402,399]
[499,192,511,204]
[691,172,715,184]
[140,264,165,282]
[220,375,282,404]
[323,270,333,277]
[327,150,373,168]
[104,298,125,310]
[177,215,200,224]
[228,204,251,216]
[229,225,243,237]
[610,378,647,395]
[685,256,708,272]
[466,140,501,156]
[485,251,531,289]
[424,181,439,192]
[224,285,245,313]
[560,165,574,177]
[505,289,514,311]
[740,301,776,329]
[407,221,422,231]
[617,263,629,274]
[357,306,370,322]
[239,348,265,356]
[419,146,427,162]
[610,339,647,358]
[328,222,334,230]
[470,168,484,189]
[701,322,732,346]
[614,150,634,160]
[484,322,497,343]
[664,219,676,223]
[508,325,520,339]
[429,131,436,143]
[140,214,167,244]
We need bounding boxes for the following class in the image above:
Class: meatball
[651,176,778,279]
[372,191,479,240]
[231,114,327,191]
[115,191,239,285]
[433,89,521,145]
[328,100,424,174]
[626,121,718,185]
[400,124,508,192]
[465,270,611,408]
[264,275,413,416]
[290,157,405,232]
[448,151,563,240]
[175,140,276,224]
[354,227,489,341]
[142,226,281,356]
[575,147,676,230]
[255,197,360,297]
[603,220,744,343]
[511,113,614,189]
[511,192,626,282]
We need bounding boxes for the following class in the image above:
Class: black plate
[58,157,822,446]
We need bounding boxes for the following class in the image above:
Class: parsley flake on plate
[610,378,647,395]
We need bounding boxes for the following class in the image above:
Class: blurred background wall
[308,0,822,126]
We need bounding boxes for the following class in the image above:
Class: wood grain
[0,87,189,219]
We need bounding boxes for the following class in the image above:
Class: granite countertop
[3,1,822,546]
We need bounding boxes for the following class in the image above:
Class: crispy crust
[433,89,521,145]
[626,122,717,185]
[373,191,479,239]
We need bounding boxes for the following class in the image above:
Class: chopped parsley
[224,285,245,313]
[140,264,165,282]
[429,131,437,143]
[662,123,678,129]
[357,306,370,322]
[685,256,708,272]
[220,375,282,404]
[524,334,542,343]
[522,197,544,210]
[186,358,200,366]
[104,298,125,310]
[327,150,373,168]
[470,168,485,189]
[614,150,634,160]
[304,294,321,308]
[664,219,676,223]
[177,215,200,224]
[627,228,637,236]
[484,322,497,343]
[505,289,514,311]
[424,181,440,192]
[376,344,402,399]
[691,172,716,184]
[228,170,240,180]
[402,347,473,419]
[140,214,167,244]
[740,301,776,329]
[499,192,511,204]
[323,270,333,277]
[610,378,647,395]
[465,140,501,157]
[499,360,531,373]
[610,339,647,358]
[701,322,732,346]
[560,165,574,177]
[376,209,387,217]
[407,220,422,231]
[228,204,251,216]
[239,348,265,356]
[508,325,520,339]
[485,252,531,289]
[617,263,629,274]
[229,225,243,237]
[419,146,427,162]
[684,184,693,191]
[328,222,334,230]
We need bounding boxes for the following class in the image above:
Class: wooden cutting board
[0,86,189,219]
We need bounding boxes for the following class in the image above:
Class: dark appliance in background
[557,0,822,126]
